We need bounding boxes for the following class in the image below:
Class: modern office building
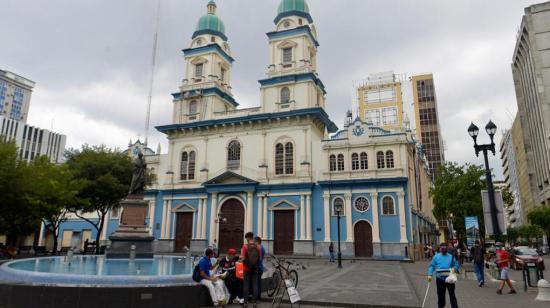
[512,1,550,206]
[411,74,445,182]
[0,69,35,123]
[357,72,405,131]
[500,128,523,227]
[0,115,66,163]
[511,115,536,219]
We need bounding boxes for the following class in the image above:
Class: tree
[430,162,486,240]
[66,145,133,253]
[527,206,550,246]
[0,138,40,245]
[27,156,85,254]
[501,186,514,209]
[506,227,520,245]
[517,224,544,246]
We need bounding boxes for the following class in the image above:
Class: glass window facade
[10,87,24,120]
[382,107,397,125]
[365,109,380,126]
[0,80,7,113]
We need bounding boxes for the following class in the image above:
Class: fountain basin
[0,255,195,287]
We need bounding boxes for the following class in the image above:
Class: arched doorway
[354,221,373,257]
[218,199,245,253]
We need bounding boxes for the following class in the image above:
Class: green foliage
[65,145,133,252]
[516,224,545,245]
[429,162,486,239]
[26,156,85,254]
[501,186,514,209]
[0,138,41,242]
[527,206,550,238]
[506,227,520,245]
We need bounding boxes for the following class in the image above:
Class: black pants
[243,271,259,303]
[436,278,458,308]
[224,276,241,301]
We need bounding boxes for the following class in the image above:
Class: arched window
[281,87,290,104]
[382,196,395,215]
[329,154,336,171]
[337,154,345,171]
[386,150,394,168]
[360,152,368,170]
[332,197,344,216]
[351,153,359,170]
[188,151,196,180]
[377,151,385,169]
[354,197,370,212]
[275,143,284,175]
[285,142,294,174]
[227,140,241,169]
[189,100,197,115]
[180,152,188,180]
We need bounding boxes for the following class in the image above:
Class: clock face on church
[352,126,364,136]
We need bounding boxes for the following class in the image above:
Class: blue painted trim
[171,87,238,107]
[146,188,206,195]
[267,25,319,47]
[258,72,326,95]
[274,11,314,25]
[191,29,228,42]
[205,183,258,193]
[318,177,408,187]
[182,43,234,63]
[156,107,338,134]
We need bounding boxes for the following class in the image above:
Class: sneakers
[509,289,517,294]
[496,289,502,295]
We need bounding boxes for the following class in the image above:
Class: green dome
[196,14,225,34]
[277,0,310,14]
[192,1,227,41]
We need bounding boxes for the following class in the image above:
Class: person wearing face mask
[428,244,460,308]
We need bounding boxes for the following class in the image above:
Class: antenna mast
[144,0,161,146]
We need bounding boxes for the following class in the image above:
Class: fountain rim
[0,255,195,287]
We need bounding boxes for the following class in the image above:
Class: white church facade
[52,0,437,259]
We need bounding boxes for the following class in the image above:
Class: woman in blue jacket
[428,244,460,308]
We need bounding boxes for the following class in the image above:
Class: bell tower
[259,0,326,113]
[173,0,238,124]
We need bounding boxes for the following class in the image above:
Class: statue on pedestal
[128,152,147,196]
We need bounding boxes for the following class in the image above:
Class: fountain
[0,153,213,308]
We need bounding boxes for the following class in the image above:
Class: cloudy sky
[1,0,538,178]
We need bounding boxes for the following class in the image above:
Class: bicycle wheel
[267,271,281,297]
[288,269,299,288]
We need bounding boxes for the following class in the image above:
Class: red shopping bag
[235,261,244,280]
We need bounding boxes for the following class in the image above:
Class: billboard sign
[465,216,480,247]
[481,190,507,236]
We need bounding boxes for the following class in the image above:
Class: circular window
[284,21,290,28]
[196,39,203,46]
[354,197,370,212]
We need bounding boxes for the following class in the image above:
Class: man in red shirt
[495,243,516,294]
[240,232,261,307]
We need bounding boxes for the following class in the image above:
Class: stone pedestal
[106,197,154,259]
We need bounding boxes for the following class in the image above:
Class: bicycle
[266,255,299,298]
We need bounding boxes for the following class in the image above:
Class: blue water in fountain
[0,255,195,286]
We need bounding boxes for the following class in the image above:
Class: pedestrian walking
[427,244,460,308]
[240,232,261,308]
[470,240,486,287]
[495,243,516,295]
[254,236,265,300]
[329,242,335,262]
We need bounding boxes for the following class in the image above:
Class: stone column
[196,199,202,239]
[160,200,167,238]
[323,192,330,242]
[257,196,263,237]
[246,191,253,233]
[371,192,380,243]
[344,193,353,242]
[37,222,45,246]
[263,197,268,239]
[148,199,156,236]
[306,194,312,240]
[210,193,218,244]
[201,198,207,239]
[398,191,408,243]
[300,195,306,240]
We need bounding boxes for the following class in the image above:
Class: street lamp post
[334,202,343,269]
[467,121,501,240]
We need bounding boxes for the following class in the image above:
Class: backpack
[192,260,202,282]
[244,243,259,271]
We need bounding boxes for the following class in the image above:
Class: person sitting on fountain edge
[199,248,228,307]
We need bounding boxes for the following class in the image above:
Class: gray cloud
[1,0,536,178]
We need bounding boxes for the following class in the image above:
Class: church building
[49,0,437,259]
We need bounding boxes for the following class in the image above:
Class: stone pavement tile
[402,261,548,308]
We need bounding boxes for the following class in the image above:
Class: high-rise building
[500,128,523,227]
[512,2,550,206]
[357,71,404,131]
[0,115,66,163]
[411,74,445,182]
[0,69,35,123]
[511,115,536,219]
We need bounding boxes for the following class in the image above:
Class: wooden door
[274,210,294,255]
[219,199,245,253]
[175,212,193,252]
[354,221,373,257]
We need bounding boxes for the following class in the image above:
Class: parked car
[509,246,545,271]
